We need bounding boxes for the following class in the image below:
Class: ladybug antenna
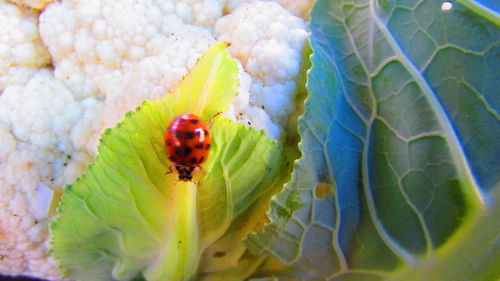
[208,112,222,129]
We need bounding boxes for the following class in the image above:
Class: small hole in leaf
[441,1,453,11]
[213,251,226,258]
[315,182,332,198]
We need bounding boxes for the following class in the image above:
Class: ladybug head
[178,173,193,181]
[174,165,196,182]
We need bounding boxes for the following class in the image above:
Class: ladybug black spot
[199,156,205,163]
[175,146,192,157]
[169,156,177,162]
[204,130,209,135]
[205,143,211,150]
[195,143,204,149]
[190,157,198,164]
[190,119,199,124]
[179,174,193,181]
[175,131,195,139]
[175,166,187,175]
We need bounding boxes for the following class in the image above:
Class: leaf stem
[144,181,200,281]
[174,181,199,279]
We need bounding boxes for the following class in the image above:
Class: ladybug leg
[196,166,209,178]
[208,112,222,129]
[165,164,175,175]
[193,166,201,174]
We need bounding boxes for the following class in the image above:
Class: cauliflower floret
[216,1,309,139]
[39,0,216,137]
[7,0,54,10]
[165,0,224,26]
[222,61,283,139]
[40,0,212,96]
[0,69,103,279]
[0,66,38,90]
[0,0,50,90]
[276,0,313,19]
[224,0,313,19]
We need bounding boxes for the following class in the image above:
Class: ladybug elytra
[165,113,211,181]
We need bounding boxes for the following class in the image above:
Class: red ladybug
[165,113,211,181]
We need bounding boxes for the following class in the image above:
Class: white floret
[0,0,50,91]
[216,1,309,139]
[0,69,102,192]
[6,0,54,10]
[224,0,314,19]
[0,66,38,90]
[0,69,103,279]
[39,0,216,128]
[167,0,225,26]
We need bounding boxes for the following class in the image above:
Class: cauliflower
[0,69,101,279]
[0,0,50,90]
[0,0,312,279]
[216,1,309,139]
[225,0,313,19]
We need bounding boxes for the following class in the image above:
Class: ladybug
[165,113,211,181]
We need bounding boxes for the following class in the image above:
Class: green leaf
[248,0,500,280]
[50,42,282,281]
